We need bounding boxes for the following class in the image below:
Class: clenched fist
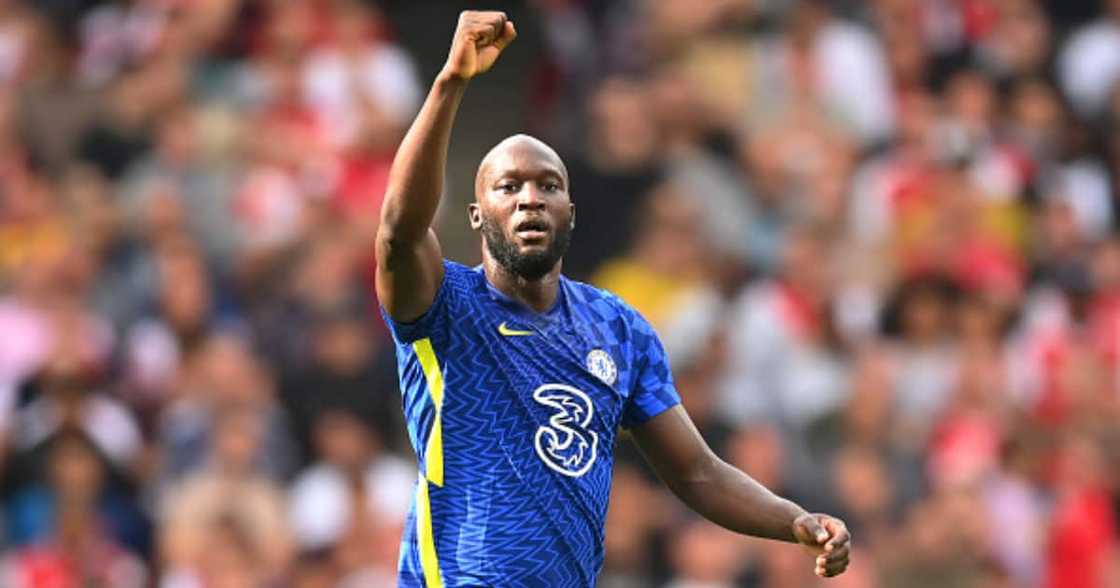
[792,513,851,578]
[443,11,517,81]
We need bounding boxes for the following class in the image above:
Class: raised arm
[376,11,516,322]
[631,406,851,578]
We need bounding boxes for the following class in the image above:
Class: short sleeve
[621,309,681,429]
[379,260,462,344]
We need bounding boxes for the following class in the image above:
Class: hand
[791,513,851,578]
[442,11,517,81]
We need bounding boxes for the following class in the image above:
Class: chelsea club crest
[586,349,617,386]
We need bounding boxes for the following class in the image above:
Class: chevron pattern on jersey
[384,260,681,587]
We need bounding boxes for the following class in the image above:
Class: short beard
[481,215,571,281]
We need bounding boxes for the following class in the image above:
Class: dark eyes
[495,181,562,194]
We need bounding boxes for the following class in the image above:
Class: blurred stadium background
[2,0,1120,586]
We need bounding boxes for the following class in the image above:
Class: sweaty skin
[375,10,851,579]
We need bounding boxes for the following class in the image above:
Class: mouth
[514,219,551,242]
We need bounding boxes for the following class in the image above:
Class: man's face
[471,138,574,280]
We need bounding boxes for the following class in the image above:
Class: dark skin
[375,10,851,578]
[469,134,573,311]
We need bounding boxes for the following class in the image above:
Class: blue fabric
[382,260,681,587]
[4,487,151,556]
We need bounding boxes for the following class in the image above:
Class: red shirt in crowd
[1046,487,1117,588]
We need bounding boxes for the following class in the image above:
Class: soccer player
[376,11,851,587]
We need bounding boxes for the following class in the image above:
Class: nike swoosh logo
[498,322,534,336]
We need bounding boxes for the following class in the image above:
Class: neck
[482,251,562,313]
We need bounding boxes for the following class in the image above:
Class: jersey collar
[475,264,569,323]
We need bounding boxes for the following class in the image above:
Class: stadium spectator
[0,429,148,588]
[1059,0,1120,118]
[561,76,664,281]
[158,405,293,586]
[159,333,296,482]
[288,410,412,584]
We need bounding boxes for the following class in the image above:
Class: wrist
[787,505,812,542]
[436,68,471,89]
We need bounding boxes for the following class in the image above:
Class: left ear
[468,203,482,230]
[569,202,576,231]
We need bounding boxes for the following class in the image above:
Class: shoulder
[565,275,626,316]
[379,259,483,344]
[564,276,656,338]
[404,258,482,309]
[440,259,484,298]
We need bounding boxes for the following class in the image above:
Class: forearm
[378,72,467,247]
[632,407,807,542]
[375,12,514,321]
[666,455,806,542]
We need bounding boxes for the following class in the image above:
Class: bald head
[475,134,568,200]
[469,133,574,282]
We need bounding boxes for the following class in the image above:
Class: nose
[516,184,546,212]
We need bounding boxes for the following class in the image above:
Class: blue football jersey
[382,260,681,587]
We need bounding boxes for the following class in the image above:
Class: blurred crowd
[2,0,1120,587]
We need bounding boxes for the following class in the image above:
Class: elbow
[667,452,721,501]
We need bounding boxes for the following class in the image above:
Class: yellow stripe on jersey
[416,476,444,588]
[413,337,444,486]
[413,338,445,586]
